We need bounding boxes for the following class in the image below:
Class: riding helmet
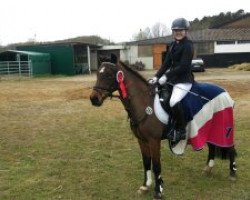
[171,18,190,30]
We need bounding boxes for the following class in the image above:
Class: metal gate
[0,61,32,79]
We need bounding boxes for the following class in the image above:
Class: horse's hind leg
[203,143,215,175]
[229,146,237,181]
[138,140,152,194]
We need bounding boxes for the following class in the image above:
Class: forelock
[100,62,117,73]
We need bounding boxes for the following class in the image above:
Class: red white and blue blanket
[181,82,235,151]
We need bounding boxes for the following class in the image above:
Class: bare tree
[132,22,170,40]
[151,22,169,38]
[132,29,149,40]
[27,33,37,43]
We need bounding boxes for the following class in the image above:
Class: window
[138,45,152,57]
[216,41,235,45]
[238,40,250,44]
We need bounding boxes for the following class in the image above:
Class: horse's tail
[212,144,237,160]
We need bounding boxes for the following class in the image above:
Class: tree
[132,22,170,40]
[132,28,151,40]
[27,33,37,43]
[235,9,245,17]
[189,9,248,30]
[151,22,169,38]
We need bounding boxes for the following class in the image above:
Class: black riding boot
[170,102,187,142]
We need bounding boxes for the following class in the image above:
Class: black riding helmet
[171,18,190,30]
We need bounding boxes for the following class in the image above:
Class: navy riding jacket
[155,37,194,84]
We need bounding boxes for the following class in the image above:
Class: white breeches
[169,83,192,107]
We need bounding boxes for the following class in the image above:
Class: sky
[0,0,250,46]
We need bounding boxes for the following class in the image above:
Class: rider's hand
[158,75,167,85]
[148,77,158,85]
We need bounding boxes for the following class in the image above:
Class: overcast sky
[0,0,249,45]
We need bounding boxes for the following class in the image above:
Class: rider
[149,17,194,142]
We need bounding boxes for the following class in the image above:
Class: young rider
[149,18,194,142]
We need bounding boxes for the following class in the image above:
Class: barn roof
[0,50,50,62]
[188,28,250,42]
[17,42,100,49]
[5,50,50,56]
[125,28,250,45]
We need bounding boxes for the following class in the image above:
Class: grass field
[0,69,250,200]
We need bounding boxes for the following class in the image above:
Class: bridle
[92,64,154,139]
[93,85,120,99]
[92,62,121,99]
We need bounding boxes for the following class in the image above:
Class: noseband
[93,85,120,99]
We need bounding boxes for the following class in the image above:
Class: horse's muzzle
[90,93,103,107]
[90,96,102,106]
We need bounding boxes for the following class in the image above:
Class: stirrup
[167,128,186,142]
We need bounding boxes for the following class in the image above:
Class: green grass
[0,78,250,200]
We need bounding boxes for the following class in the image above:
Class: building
[115,14,250,68]
[191,29,250,67]
[17,42,100,75]
[0,50,50,77]
[10,14,249,73]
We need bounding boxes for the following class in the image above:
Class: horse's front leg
[138,140,152,194]
[149,139,163,200]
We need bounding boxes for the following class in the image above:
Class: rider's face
[173,30,187,41]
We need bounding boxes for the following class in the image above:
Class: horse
[89,61,237,200]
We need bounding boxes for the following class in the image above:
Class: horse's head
[90,62,119,106]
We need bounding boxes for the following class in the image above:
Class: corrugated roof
[125,37,169,45]
[17,42,100,48]
[125,28,250,45]
[189,28,250,41]
[6,50,50,56]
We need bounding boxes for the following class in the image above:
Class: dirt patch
[1,69,250,102]
[210,80,250,100]
[64,87,92,100]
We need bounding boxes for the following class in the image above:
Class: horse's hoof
[229,175,237,182]
[153,192,162,200]
[137,186,149,195]
[203,166,213,175]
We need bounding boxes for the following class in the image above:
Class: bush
[229,63,250,71]
[130,61,145,71]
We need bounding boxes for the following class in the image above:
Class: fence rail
[0,61,32,79]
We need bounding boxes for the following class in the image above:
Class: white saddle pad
[154,93,187,155]
[153,93,169,125]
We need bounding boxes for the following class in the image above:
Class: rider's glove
[148,77,158,85]
[158,75,167,85]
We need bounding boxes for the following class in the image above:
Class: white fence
[0,61,32,79]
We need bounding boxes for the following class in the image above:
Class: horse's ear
[98,56,104,63]
[111,53,118,64]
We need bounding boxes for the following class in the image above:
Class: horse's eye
[105,74,114,79]
[99,73,112,80]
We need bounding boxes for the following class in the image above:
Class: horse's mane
[119,61,149,86]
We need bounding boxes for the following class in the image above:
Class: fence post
[18,60,21,78]
[7,62,10,79]
[29,61,32,78]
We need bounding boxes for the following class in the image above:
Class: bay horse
[90,61,237,200]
